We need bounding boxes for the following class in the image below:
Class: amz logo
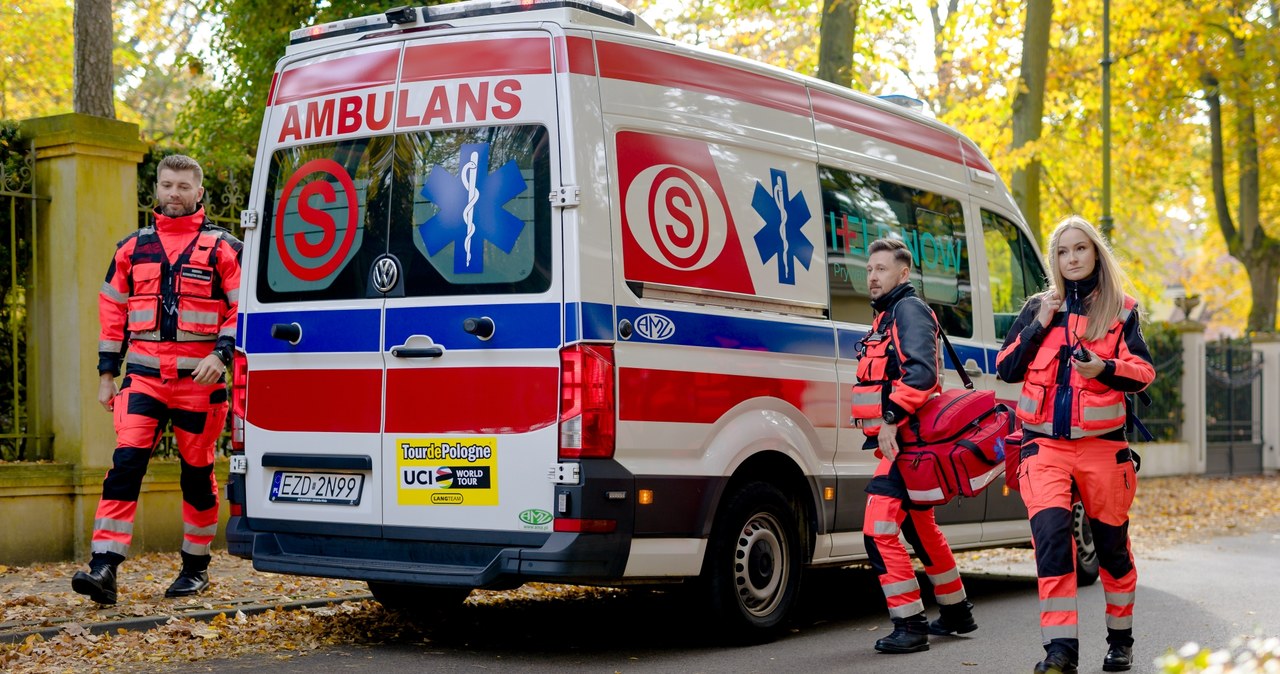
[634,313,675,341]
[518,509,552,526]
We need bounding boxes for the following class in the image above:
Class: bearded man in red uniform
[72,155,242,604]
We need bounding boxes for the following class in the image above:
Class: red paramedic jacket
[98,208,242,380]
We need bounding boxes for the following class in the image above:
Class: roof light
[289,14,391,44]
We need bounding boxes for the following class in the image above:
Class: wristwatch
[882,410,898,424]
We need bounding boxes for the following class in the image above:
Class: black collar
[872,282,916,314]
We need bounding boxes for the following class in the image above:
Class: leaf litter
[1,474,1277,673]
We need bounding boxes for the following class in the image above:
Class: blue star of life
[752,169,813,285]
[418,142,528,274]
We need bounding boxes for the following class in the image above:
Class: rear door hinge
[550,186,580,208]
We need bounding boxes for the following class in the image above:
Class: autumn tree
[816,0,860,86]
[1197,1,1280,333]
[0,1,74,120]
[1009,0,1052,245]
[73,0,115,118]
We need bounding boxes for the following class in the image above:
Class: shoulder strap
[891,295,973,390]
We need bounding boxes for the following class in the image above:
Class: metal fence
[1205,337,1264,475]
[0,141,49,461]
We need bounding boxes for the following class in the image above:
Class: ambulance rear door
[379,30,564,537]
[243,42,406,533]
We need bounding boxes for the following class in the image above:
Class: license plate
[269,471,364,506]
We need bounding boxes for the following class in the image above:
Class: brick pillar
[1253,333,1280,472]
[20,114,146,558]
[1176,321,1207,474]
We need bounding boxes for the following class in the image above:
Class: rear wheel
[1072,501,1100,586]
[367,582,471,613]
[699,481,802,643]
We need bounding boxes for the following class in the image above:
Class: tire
[367,581,471,613]
[1072,501,1100,587]
[699,481,803,644]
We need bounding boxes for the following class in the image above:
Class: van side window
[820,167,973,338]
[981,209,1047,340]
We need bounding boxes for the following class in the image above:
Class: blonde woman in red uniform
[996,216,1155,673]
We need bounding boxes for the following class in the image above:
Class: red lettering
[294,180,338,258]
[396,89,421,127]
[305,99,335,139]
[278,105,302,142]
[456,82,488,122]
[367,91,393,131]
[491,79,521,120]
[337,96,362,134]
[422,85,453,125]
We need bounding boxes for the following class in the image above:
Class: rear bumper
[240,526,631,588]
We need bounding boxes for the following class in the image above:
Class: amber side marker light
[638,489,654,505]
[823,486,835,501]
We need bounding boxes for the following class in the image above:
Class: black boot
[71,561,118,606]
[1103,644,1133,672]
[165,552,211,598]
[1034,648,1078,674]
[874,613,929,653]
[928,600,977,635]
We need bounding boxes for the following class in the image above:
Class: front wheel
[699,481,803,643]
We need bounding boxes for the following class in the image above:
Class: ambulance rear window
[256,125,551,302]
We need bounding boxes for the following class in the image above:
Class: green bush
[1157,634,1280,672]
[1135,321,1183,442]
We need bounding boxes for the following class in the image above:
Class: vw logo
[372,256,399,294]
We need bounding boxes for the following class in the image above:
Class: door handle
[391,346,443,358]
[963,358,984,378]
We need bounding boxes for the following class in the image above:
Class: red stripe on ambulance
[384,367,559,434]
[273,49,400,105]
[247,369,382,433]
[401,38,552,81]
[618,368,835,426]
[810,89,973,169]
[596,40,810,118]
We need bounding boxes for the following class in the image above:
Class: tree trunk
[74,0,116,118]
[816,0,860,87]
[1202,69,1279,333]
[1010,0,1052,247]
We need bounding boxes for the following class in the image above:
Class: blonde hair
[1040,216,1131,341]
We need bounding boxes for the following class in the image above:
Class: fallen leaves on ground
[1,474,1277,673]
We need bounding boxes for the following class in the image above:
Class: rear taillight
[558,344,615,459]
[231,350,248,451]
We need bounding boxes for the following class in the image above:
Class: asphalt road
[169,527,1280,674]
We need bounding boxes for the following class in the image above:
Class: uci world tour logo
[752,169,812,285]
[418,142,527,274]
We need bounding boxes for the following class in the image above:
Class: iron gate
[1204,337,1264,475]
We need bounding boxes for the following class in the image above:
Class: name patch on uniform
[181,266,213,283]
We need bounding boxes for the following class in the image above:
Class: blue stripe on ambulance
[384,302,561,349]
[243,308,382,353]
[615,305,836,358]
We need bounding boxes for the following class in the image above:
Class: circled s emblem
[372,256,399,294]
[624,164,728,271]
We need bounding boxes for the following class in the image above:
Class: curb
[0,593,375,645]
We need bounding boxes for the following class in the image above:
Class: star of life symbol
[418,143,528,274]
[752,169,813,285]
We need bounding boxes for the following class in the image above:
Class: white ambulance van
[227,0,1056,640]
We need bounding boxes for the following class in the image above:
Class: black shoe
[874,614,930,653]
[1034,650,1078,674]
[71,565,118,605]
[164,569,210,598]
[928,600,977,635]
[1103,644,1133,672]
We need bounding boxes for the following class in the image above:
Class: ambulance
[227,0,1063,640]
